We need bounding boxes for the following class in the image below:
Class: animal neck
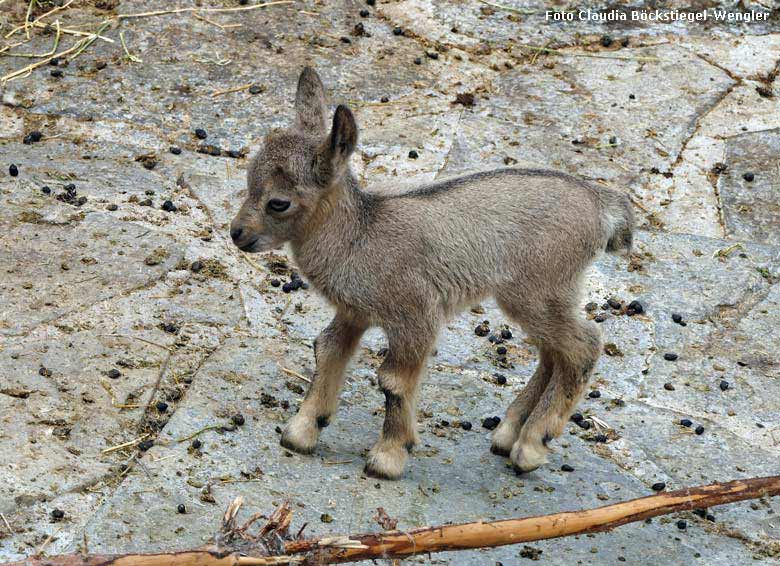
[291,171,367,276]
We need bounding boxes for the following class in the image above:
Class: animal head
[230,67,358,253]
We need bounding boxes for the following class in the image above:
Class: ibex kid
[230,68,634,479]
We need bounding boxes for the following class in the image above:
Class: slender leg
[281,312,367,454]
[491,345,555,456]
[364,325,436,480]
[511,320,601,473]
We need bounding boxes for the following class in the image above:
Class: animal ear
[315,105,358,186]
[294,67,327,134]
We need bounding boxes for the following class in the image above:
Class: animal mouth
[237,237,260,252]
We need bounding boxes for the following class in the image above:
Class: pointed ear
[294,67,327,134]
[315,105,358,186]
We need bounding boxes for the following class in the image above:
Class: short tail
[602,190,635,254]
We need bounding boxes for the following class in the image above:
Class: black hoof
[280,435,315,455]
[490,444,511,457]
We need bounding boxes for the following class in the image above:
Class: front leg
[281,312,366,454]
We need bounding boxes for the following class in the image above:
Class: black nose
[230,227,243,243]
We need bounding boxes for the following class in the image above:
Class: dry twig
[6,476,779,565]
[518,44,661,63]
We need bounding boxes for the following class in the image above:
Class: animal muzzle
[229,218,259,251]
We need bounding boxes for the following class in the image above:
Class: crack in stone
[3,263,177,340]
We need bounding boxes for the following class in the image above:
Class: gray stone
[1,1,780,563]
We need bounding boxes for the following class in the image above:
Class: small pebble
[138,440,154,451]
[474,323,490,337]
[588,390,601,399]
[663,352,678,361]
[706,513,715,522]
[194,128,208,139]
[585,302,598,312]
[743,172,754,182]
[664,382,675,391]
[161,322,179,333]
[496,346,507,355]
[680,419,693,427]
[426,50,439,60]
[367,0,375,4]
[23,131,43,144]
[629,94,635,100]
[481,416,500,430]
[191,439,202,450]
[161,200,177,212]
[177,504,186,514]
[107,203,118,211]
[232,414,245,426]
[41,186,51,194]
[651,482,666,491]
[561,464,574,472]
[359,9,369,17]
[570,413,584,424]
[600,35,613,47]
[494,373,507,385]
[9,164,19,177]
[50,69,63,78]
[607,297,622,309]
[671,313,683,324]
[627,300,644,315]
[676,520,687,530]
[190,261,203,273]
[39,367,52,377]
[380,96,389,103]
[169,146,182,155]
[51,509,65,520]
[282,282,293,293]
[579,420,592,430]
[594,314,607,323]
[719,380,729,391]
[107,369,121,379]
[413,57,422,65]
[500,329,513,340]
[693,509,706,518]
[594,433,608,443]
[249,84,264,95]
[321,513,333,523]
[460,421,472,431]
[156,401,169,413]
[695,425,705,435]
[392,26,403,35]
[270,279,281,287]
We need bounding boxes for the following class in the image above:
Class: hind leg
[491,345,554,456]
[511,318,601,473]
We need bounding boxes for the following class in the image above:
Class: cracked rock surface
[1,1,779,564]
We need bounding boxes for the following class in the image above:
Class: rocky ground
[1,1,779,564]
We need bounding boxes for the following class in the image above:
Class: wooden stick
[290,476,780,562]
[4,476,778,566]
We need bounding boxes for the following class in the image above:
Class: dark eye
[266,199,291,213]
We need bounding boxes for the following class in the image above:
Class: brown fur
[231,68,634,479]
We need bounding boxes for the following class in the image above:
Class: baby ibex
[230,68,634,479]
